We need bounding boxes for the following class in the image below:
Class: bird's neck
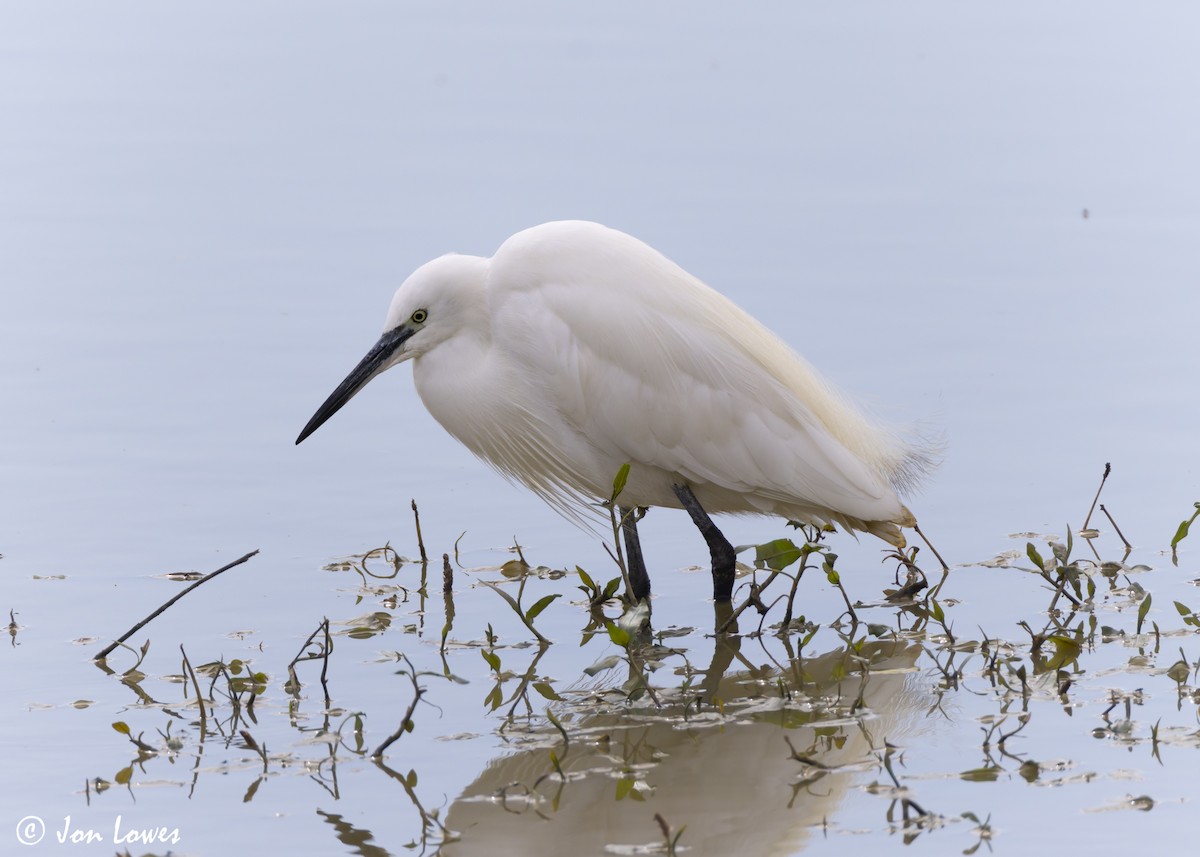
[411,323,494,437]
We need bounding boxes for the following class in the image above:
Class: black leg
[620,506,651,602]
[672,483,736,602]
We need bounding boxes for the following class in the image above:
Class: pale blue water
[3,3,1199,855]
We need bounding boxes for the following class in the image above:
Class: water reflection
[318,810,392,857]
[441,638,927,856]
[80,548,941,856]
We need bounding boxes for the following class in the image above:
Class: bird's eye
[411,309,428,324]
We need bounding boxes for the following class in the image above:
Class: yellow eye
[411,309,428,324]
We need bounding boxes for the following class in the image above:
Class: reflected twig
[372,654,426,759]
[286,618,333,707]
[179,645,207,739]
[371,756,454,854]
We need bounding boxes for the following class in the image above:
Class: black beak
[295,326,414,445]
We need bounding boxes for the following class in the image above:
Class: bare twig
[440,556,456,666]
[831,575,859,624]
[411,499,428,564]
[604,506,635,604]
[1082,463,1111,531]
[1100,504,1131,551]
[654,813,686,856]
[717,568,784,634]
[318,621,332,704]
[94,550,259,661]
[913,523,949,572]
[1045,569,1082,612]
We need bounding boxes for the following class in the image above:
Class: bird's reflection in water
[441,633,930,856]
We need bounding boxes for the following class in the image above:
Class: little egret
[297,221,932,602]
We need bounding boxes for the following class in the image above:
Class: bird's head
[295,253,488,445]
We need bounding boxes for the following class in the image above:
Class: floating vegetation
[2,473,1186,854]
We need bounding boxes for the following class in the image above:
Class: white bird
[297,221,932,602]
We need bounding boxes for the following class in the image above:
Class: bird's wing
[487,222,904,522]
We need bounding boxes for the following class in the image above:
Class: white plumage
[298,221,932,594]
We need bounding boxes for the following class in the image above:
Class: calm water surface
[2,3,1199,855]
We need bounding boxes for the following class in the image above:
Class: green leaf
[612,463,631,501]
[576,566,596,591]
[799,626,819,649]
[1173,601,1200,628]
[481,649,501,672]
[1026,542,1046,570]
[959,766,1002,782]
[500,558,530,578]
[615,776,636,800]
[525,593,561,621]
[1171,519,1191,549]
[112,721,130,735]
[821,553,839,585]
[243,777,262,803]
[606,622,630,648]
[1137,592,1152,634]
[1166,659,1190,683]
[1045,635,1082,670]
[405,769,418,788]
[754,538,802,571]
[484,685,503,711]
[532,681,563,701]
[546,708,569,755]
[481,580,521,613]
[930,599,945,623]
[601,578,622,600]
